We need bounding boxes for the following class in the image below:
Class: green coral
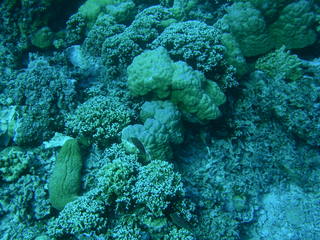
[97,156,138,208]
[269,0,316,49]
[78,0,135,26]
[0,147,30,182]
[255,46,303,81]
[47,145,195,238]
[122,100,184,161]
[171,61,226,122]
[170,0,199,20]
[109,217,143,240]
[222,0,317,56]
[151,20,225,73]
[101,6,173,76]
[0,174,51,238]
[220,33,248,76]
[223,2,273,57]
[47,189,107,237]
[127,47,226,122]
[82,14,125,57]
[48,139,83,211]
[5,58,77,146]
[164,227,195,240]
[230,0,292,21]
[140,100,184,145]
[65,95,133,146]
[104,0,136,23]
[30,27,54,49]
[122,119,172,161]
[133,160,184,217]
[127,47,174,99]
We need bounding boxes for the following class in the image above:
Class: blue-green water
[0,0,319,239]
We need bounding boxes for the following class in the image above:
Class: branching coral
[65,95,133,146]
[0,147,30,182]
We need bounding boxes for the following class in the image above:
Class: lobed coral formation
[223,0,317,57]
[122,100,183,161]
[127,47,226,122]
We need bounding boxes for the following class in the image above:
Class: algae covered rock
[48,139,83,211]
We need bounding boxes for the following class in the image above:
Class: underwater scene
[0,0,320,239]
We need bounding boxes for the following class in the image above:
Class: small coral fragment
[0,147,30,182]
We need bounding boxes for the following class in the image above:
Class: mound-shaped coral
[122,100,184,161]
[127,47,226,122]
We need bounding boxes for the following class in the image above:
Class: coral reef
[0,0,319,239]
[151,20,224,73]
[234,71,320,147]
[1,57,77,146]
[47,189,107,237]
